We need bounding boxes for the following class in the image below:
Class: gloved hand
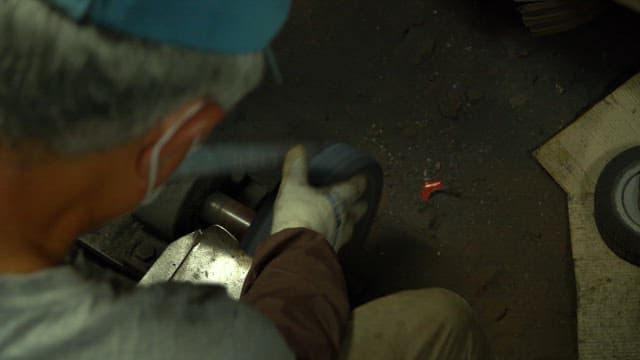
[272,145,368,252]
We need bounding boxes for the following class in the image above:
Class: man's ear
[136,100,225,183]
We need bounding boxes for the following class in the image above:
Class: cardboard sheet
[534,74,640,359]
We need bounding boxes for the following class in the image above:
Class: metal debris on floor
[421,180,445,202]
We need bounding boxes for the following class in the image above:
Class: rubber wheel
[594,146,640,266]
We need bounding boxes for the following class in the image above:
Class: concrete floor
[218,1,640,358]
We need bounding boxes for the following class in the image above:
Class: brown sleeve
[240,228,350,360]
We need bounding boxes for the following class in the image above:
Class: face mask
[140,103,206,206]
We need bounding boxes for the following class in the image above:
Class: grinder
[77,143,383,293]
[135,142,382,253]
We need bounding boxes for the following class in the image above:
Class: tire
[594,146,640,266]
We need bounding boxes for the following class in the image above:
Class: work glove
[272,145,368,252]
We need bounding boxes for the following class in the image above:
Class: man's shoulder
[114,281,242,328]
[103,282,293,359]
[0,269,293,360]
[125,281,230,310]
[100,281,266,332]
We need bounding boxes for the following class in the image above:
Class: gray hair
[0,0,264,155]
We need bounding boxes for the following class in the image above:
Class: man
[0,0,489,359]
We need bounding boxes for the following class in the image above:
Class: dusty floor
[218,1,640,359]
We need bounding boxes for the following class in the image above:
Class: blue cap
[45,0,291,54]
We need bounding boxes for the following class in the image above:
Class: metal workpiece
[139,225,252,300]
[172,142,294,179]
[201,192,256,239]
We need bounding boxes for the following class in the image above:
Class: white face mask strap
[145,102,206,200]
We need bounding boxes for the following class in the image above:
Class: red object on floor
[421,181,445,201]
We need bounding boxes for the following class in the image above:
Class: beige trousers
[341,288,491,360]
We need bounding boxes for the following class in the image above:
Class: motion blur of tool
[514,0,639,36]
[74,143,383,298]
